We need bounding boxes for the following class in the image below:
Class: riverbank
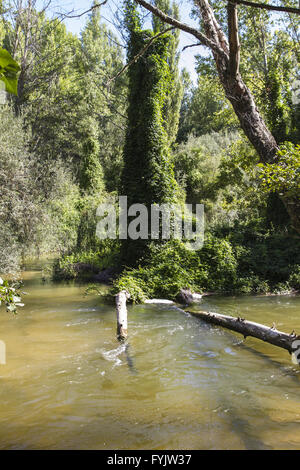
[52,234,300,303]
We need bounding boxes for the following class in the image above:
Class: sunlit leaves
[0,278,24,314]
[0,48,20,96]
[258,143,300,197]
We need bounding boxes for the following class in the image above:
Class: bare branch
[231,0,300,15]
[134,0,228,59]
[182,42,202,52]
[60,0,108,19]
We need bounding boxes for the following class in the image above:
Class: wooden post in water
[115,291,130,340]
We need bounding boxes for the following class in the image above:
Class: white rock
[192,293,203,302]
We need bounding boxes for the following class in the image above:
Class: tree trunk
[188,310,300,355]
[221,76,279,163]
[198,0,279,164]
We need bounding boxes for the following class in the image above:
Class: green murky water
[0,264,300,449]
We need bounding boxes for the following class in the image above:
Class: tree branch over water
[134,0,228,58]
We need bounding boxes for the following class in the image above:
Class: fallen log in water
[188,310,300,355]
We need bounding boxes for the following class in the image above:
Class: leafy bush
[53,241,120,281]
[288,266,300,290]
[231,230,300,285]
[111,227,300,302]
[258,142,300,197]
[36,165,82,256]
[112,236,239,302]
[0,277,24,313]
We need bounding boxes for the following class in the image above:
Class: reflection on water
[0,264,300,449]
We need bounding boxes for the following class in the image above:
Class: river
[0,263,299,450]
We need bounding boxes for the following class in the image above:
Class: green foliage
[258,143,300,198]
[236,5,299,143]
[0,106,43,272]
[113,123,299,303]
[288,266,300,290]
[2,2,125,196]
[0,277,24,313]
[230,229,300,293]
[189,2,299,145]
[178,75,238,141]
[0,3,127,276]
[53,241,120,281]
[173,131,239,205]
[79,128,104,195]
[0,105,96,271]
[78,8,126,192]
[0,48,20,95]
[39,169,82,255]
[113,237,239,302]
[151,0,183,146]
[112,227,300,302]
[0,0,298,305]
[76,193,106,253]
[173,132,271,231]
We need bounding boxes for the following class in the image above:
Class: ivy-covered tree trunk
[121,1,180,266]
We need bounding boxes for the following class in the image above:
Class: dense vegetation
[0,0,299,305]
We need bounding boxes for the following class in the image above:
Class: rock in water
[177,289,202,305]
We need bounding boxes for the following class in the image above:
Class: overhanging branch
[182,42,202,52]
[230,0,300,15]
[134,0,228,59]
[60,0,108,19]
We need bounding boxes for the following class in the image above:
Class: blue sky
[48,0,205,83]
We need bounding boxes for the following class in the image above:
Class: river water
[0,264,300,450]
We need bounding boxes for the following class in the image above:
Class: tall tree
[1,1,78,110]
[121,0,180,265]
[80,3,126,192]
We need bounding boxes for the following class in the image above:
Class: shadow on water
[224,409,273,450]
[234,341,300,384]
[188,313,300,449]
[124,342,138,375]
